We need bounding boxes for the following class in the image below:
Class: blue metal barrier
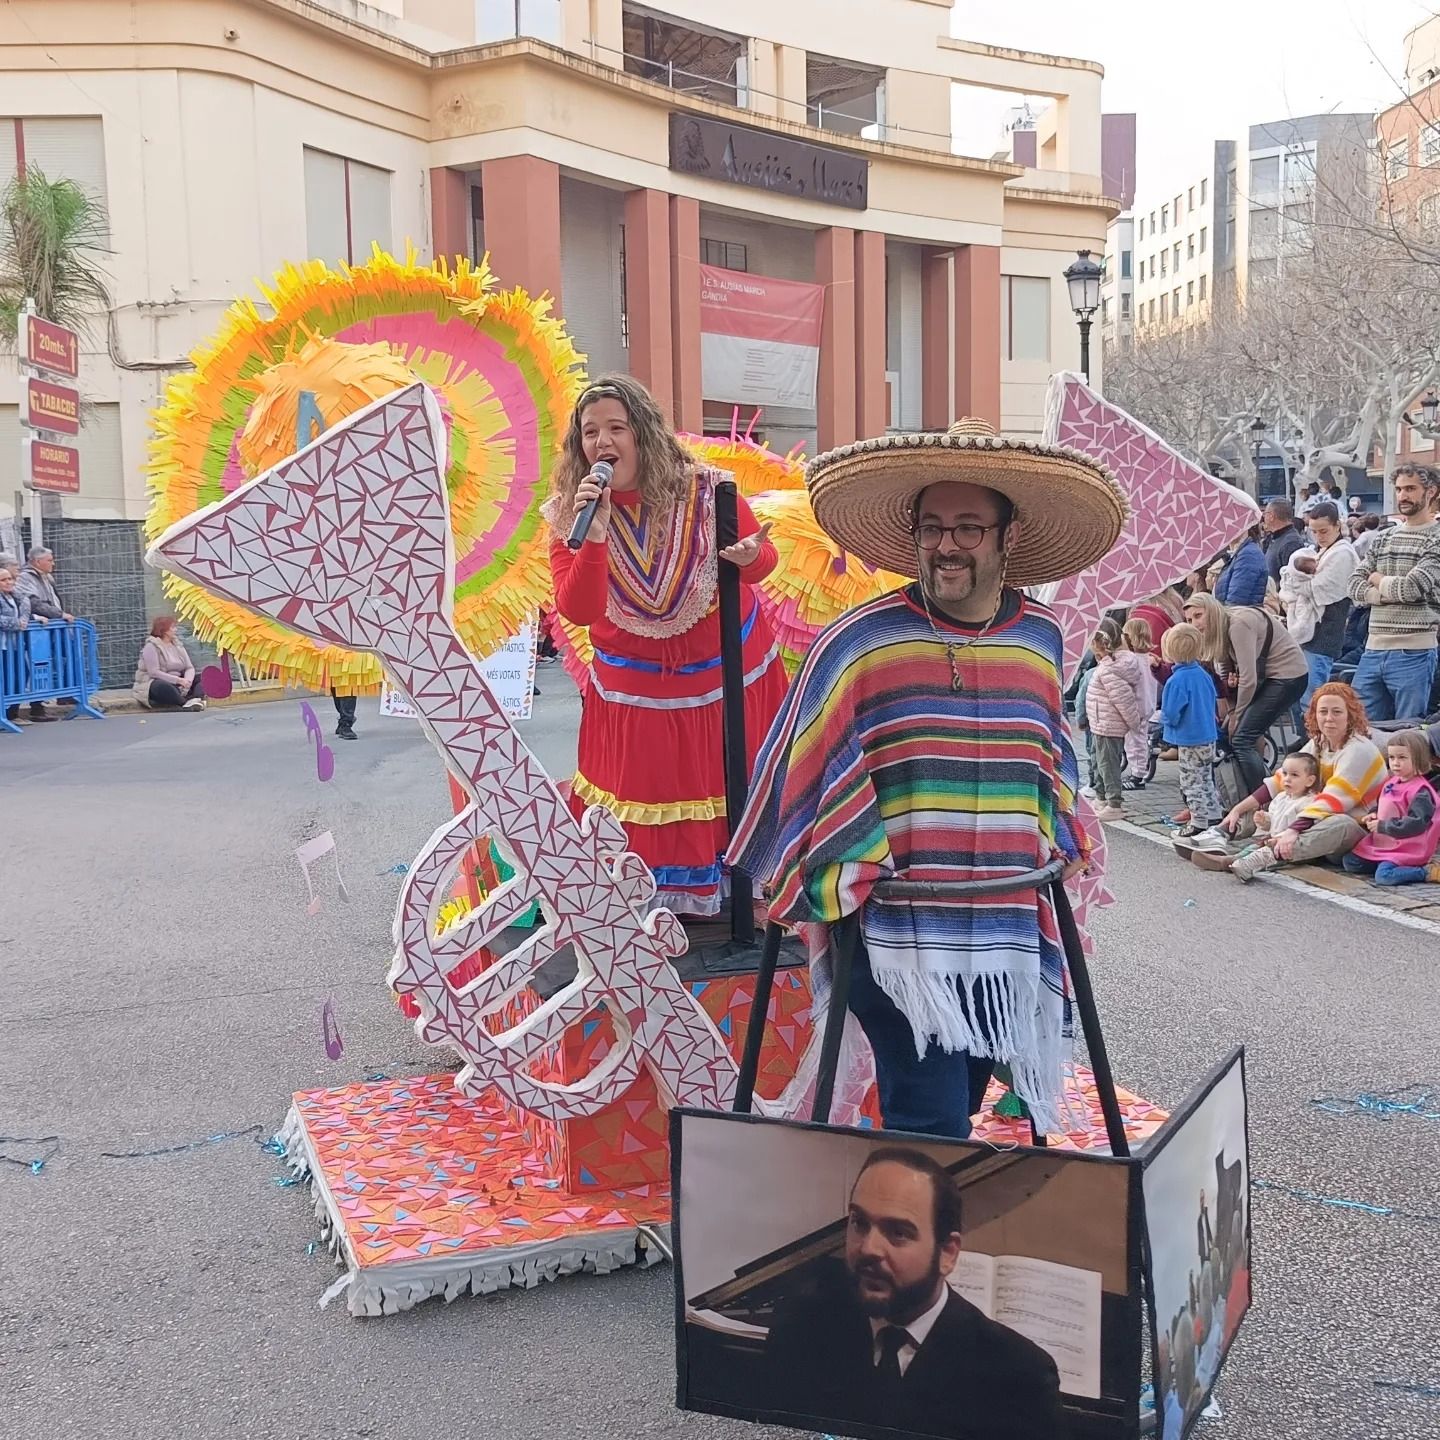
[0,619,105,734]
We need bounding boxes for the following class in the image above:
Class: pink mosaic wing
[1040,373,1262,676]
[146,384,738,1121]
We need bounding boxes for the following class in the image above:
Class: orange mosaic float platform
[279,1048,1167,1317]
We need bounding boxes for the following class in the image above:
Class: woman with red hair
[1189,682,1385,878]
[133,617,206,711]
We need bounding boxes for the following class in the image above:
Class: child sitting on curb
[1224,753,1322,882]
[1160,623,1223,838]
[1343,730,1440,887]
[1085,626,1145,822]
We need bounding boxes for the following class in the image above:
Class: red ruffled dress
[548,467,789,915]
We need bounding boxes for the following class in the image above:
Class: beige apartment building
[1,0,1115,676]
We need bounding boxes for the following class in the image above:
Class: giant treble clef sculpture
[148,383,738,1119]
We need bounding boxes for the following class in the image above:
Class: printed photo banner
[673,1051,1251,1440]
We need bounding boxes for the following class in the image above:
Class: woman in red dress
[544,376,789,916]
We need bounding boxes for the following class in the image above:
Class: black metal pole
[1078,316,1092,383]
[714,478,755,945]
[810,918,858,1125]
[732,921,783,1113]
[1049,878,1130,1158]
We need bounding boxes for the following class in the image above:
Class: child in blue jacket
[1161,623,1222,836]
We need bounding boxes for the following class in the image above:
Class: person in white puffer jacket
[1280,500,1357,710]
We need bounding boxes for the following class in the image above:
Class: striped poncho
[729,587,1087,1128]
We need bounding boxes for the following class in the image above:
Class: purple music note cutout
[321,998,344,1060]
[201,650,234,700]
[298,701,335,781]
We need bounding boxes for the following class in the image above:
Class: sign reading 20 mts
[17,311,83,494]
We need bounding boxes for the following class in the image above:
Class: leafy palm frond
[0,166,113,342]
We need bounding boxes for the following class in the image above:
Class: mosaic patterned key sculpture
[147,383,738,1119]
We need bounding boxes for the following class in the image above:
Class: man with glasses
[730,418,1127,1139]
[1348,465,1440,721]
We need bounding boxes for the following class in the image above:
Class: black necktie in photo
[876,1325,911,1389]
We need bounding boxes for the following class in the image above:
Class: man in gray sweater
[1348,466,1440,722]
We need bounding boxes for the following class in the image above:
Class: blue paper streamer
[101,1124,265,1159]
[1254,1178,1440,1225]
[1375,1378,1440,1398]
[1312,1084,1440,1122]
[378,863,409,876]
[0,1135,59,1174]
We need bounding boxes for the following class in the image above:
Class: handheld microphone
[566,460,615,550]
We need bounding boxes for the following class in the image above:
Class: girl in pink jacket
[1085,627,1145,821]
[1342,730,1440,886]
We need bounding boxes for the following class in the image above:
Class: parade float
[144,250,1258,1318]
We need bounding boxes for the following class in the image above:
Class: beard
[921,551,977,600]
[1398,495,1422,516]
[850,1252,944,1321]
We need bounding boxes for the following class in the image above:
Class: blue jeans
[1352,648,1438,723]
[1342,852,1430,886]
[1297,650,1334,719]
[842,921,994,1139]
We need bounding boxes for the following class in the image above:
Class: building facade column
[953,243,1002,425]
[815,226,857,450]
[429,167,469,268]
[853,230,887,438]
[620,188,674,417]
[920,247,952,430]
[668,195,703,435]
[479,156,562,305]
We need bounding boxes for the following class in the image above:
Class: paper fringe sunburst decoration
[145,247,585,693]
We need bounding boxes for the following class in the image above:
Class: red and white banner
[699,264,823,411]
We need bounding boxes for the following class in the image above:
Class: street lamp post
[1402,389,1440,437]
[1249,416,1267,498]
[1063,249,1103,382]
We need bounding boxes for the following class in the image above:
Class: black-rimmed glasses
[912,522,1000,552]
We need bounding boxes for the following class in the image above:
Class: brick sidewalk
[1098,752,1440,924]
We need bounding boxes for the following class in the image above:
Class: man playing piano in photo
[762,1147,1065,1439]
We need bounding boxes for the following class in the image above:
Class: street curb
[96,685,304,716]
[1106,818,1440,941]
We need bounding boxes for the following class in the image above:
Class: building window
[1199,225,1208,254]
[1148,298,1155,323]
[1173,286,1181,313]
[1120,293,1132,319]
[1173,242,1180,267]
[1250,154,1280,197]
[1388,137,1410,181]
[1160,250,1168,277]
[1188,185,1195,210]
[474,0,562,41]
[1138,218,1145,241]
[1161,203,1169,232]
[1000,275,1050,362]
[1121,249,1132,278]
[621,4,745,106]
[1423,123,1440,167]
[1160,293,1168,321]
[1150,209,1157,232]
[0,116,109,233]
[1187,280,1195,306]
[701,238,748,270]
[1101,297,1110,325]
[1199,273,1207,301]
[1187,233,1195,260]
[1200,177,1208,205]
[806,52,885,136]
[303,148,391,265]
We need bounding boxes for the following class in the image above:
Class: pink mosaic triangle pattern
[1042,374,1262,677]
[147,384,738,1121]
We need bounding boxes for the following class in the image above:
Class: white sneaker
[1080,786,1098,800]
[183,697,206,711]
[1095,805,1126,822]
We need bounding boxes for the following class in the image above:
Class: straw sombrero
[806,416,1129,587]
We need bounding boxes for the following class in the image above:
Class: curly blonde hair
[549,374,694,519]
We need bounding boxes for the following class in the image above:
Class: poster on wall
[673,1109,1144,1440]
[380,614,538,721]
[699,264,824,411]
[1141,1049,1251,1440]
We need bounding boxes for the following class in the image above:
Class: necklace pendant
[950,670,963,692]
[945,643,963,691]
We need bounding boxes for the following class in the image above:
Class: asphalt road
[3,684,1437,1440]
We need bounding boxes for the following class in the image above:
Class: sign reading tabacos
[22,314,80,379]
[23,376,82,437]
